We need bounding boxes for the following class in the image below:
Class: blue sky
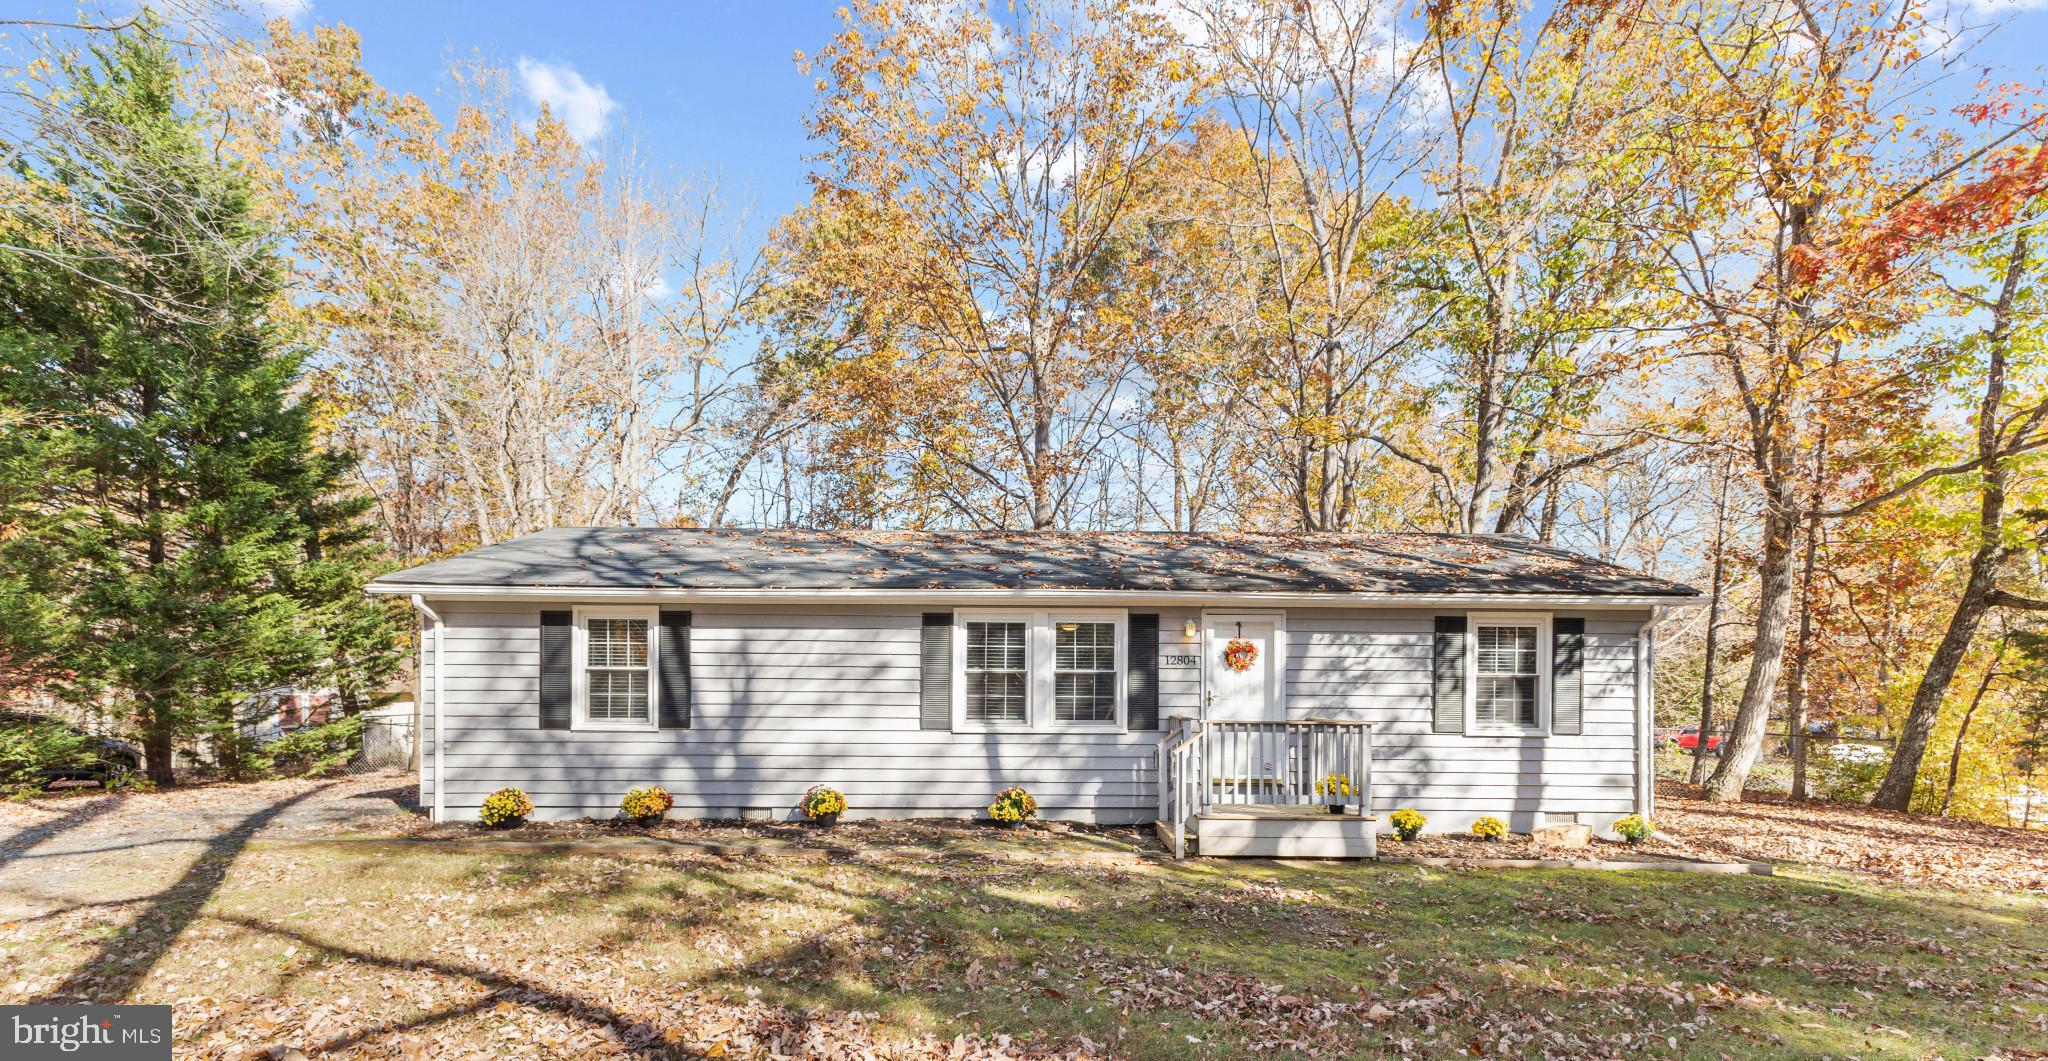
[267,1,844,222]
[11,0,2045,228]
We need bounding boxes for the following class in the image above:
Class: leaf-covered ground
[1653,781,2048,894]
[3,777,2046,1058]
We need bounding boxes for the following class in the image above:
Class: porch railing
[1156,717,1375,858]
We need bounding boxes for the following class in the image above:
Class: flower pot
[1325,804,1346,815]
[627,810,667,827]
[811,812,840,828]
[992,818,1022,830]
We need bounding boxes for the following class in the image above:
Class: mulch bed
[407,813,1159,855]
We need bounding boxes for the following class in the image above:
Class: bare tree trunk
[1874,230,2031,812]
[1705,502,1798,802]
[1940,633,2005,817]
[1786,471,1824,800]
[1690,460,1733,785]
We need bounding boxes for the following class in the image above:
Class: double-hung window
[1054,620,1117,723]
[964,619,1029,725]
[574,607,658,730]
[1467,613,1548,734]
[955,611,1125,731]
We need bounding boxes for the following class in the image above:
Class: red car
[1673,725,1723,752]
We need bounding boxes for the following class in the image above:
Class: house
[236,687,336,746]
[367,528,1698,857]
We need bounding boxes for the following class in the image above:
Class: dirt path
[0,772,421,919]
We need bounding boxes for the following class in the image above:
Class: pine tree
[0,21,404,784]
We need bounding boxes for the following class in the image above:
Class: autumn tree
[1410,0,1664,537]
[1867,192,2048,809]
[1166,0,1441,531]
[1633,0,2003,801]
[209,24,781,549]
[792,0,1188,530]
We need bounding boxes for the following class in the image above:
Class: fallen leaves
[1653,782,2048,894]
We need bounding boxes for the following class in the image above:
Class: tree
[1635,0,2005,801]
[1169,0,1441,531]
[1410,0,1662,537]
[208,25,780,547]
[792,0,1187,530]
[0,21,400,783]
[1869,213,2048,809]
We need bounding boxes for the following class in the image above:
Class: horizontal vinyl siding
[423,601,1648,832]
[1285,609,1646,832]
[429,603,1158,823]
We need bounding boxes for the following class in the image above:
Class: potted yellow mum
[801,785,847,827]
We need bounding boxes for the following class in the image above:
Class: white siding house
[374,529,1694,851]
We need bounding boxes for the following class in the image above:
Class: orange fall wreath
[1223,638,1259,672]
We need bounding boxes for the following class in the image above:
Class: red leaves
[1839,85,2048,282]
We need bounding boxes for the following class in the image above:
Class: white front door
[1205,614,1283,722]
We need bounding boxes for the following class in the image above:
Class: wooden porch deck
[1157,717,1380,858]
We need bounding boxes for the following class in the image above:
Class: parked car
[0,711,142,786]
[1827,742,1888,764]
[1672,725,1723,753]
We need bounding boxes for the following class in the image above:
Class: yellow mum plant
[1471,815,1507,842]
[802,785,847,820]
[1389,808,1426,841]
[1314,773,1353,798]
[1614,814,1653,844]
[479,787,533,829]
[620,786,673,823]
[988,786,1037,823]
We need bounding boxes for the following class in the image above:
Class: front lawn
[6,832,2044,1058]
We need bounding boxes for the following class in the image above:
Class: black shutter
[659,611,692,729]
[1432,615,1467,734]
[921,613,952,730]
[539,610,572,731]
[1552,617,1585,736]
[1127,614,1160,731]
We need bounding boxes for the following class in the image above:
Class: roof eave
[367,582,1700,608]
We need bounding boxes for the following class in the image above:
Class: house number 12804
[1162,654,1200,667]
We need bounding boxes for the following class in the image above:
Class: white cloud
[515,57,619,146]
[241,0,313,22]
[1961,0,2048,11]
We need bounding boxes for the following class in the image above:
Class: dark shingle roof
[371,528,1697,598]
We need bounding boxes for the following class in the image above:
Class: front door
[1205,614,1282,722]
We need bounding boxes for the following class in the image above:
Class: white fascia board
[367,582,1701,610]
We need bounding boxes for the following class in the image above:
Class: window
[575,607,657,729]
[954,611,1125,730]
[1467,613,1548,733]
[1054,621,1117,722]
[965,620,1028,724]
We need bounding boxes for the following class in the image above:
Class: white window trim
[952,609,1127,733]
[572,605,660,732]
[1465,611,1551,736]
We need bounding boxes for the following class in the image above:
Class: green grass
[9,837,2045,1059]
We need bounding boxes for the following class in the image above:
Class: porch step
[1194,811,1378,859]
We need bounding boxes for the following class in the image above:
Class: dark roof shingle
[372,528,1697,598]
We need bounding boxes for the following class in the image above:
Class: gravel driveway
[0,772,421,919]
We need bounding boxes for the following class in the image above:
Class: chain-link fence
[340,710,415,775]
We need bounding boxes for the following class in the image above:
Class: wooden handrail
[1157,717,1376,857]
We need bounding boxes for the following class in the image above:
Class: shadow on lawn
[38,832,2040,1058]
[32,785,330,1004]
[0,792,126,870]
[211,913,682,1059]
